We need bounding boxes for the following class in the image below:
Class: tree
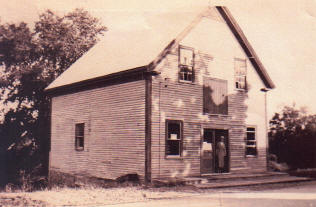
[0,9,106,189]
[269,105,316,169]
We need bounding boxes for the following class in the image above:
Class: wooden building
[46,6,275,182]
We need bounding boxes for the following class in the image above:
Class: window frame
[178,45,195,83]
[234,58,247,90]
[245,126,257,157]
[165,120,183,158]
[75,123,85,151]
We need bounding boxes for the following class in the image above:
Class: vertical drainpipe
[158,81,161,179]
[261,88,269,171]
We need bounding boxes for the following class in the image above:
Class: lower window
[75,123,85,151]
[245,127,257,156]
[166,120,183,157]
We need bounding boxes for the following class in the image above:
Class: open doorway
[201,129,229,174]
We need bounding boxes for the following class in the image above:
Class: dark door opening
[201,129,229,174]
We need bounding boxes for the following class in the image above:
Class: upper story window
[234,58,247,90]
[179,46,194,82]
[75,123,85,151]
[166,120,183,157]
[245,127,257,156]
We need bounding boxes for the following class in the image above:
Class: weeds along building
[46,6,275,183]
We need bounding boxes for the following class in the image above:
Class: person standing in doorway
[216,136,226,173]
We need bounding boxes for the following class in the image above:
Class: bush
[269,106,316,169]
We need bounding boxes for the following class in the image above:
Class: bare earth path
[1,181,316,206]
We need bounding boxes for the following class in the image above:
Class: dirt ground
[1,181,316,207]
[0,186,198,207]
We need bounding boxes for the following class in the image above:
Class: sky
[1,0,316,119]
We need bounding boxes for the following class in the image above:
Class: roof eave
[45,66,148,95]
[216,6,275,89]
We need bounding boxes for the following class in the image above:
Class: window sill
[245,155,257,158]
[178,80,195,85]
[75,148,84,151]
[165,155,183,160]
[203,113,231,118]
[235,88,247,92]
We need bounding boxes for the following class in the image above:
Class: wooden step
[194,175,313,189]
[153,172,313,188]
[203,171,288,181]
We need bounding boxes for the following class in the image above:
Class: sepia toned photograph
[1,0,316,206]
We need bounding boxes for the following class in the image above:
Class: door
[201,129,229,174]
[201,129,214,174]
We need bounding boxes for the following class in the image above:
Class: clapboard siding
[49,9,269,181]
[50,80,146,180]
[151,43,266,179]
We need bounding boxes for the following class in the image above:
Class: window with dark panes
[245,127,257,156]
[179,46,194,82]
[166,120,183,156]
[75,123,84,151]
[234,58,247,90]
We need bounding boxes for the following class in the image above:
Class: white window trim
[178,45,195,83]
[165,120,183,158]
[234,58,247,90]
[75,123,85,151]
[245,126,257,157]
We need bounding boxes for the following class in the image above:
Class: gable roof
[46,6,275,91]
[216,7,275,89]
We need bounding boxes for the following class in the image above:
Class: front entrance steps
[153,171,314,189]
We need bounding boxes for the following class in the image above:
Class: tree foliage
[269,105,316,169]
[0,8,106,188]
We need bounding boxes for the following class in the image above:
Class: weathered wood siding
[50,80,146,180]
[151,8,267,179]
